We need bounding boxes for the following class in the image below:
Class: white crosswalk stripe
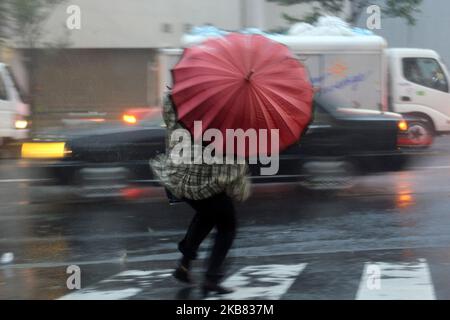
[57,259,440,300]
[59,269,173,300]
[205,264,307,300]
[356,259,436,300]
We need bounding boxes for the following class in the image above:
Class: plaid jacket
[150,93,251,202]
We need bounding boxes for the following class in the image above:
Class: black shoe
[202,281,234,297]
[173,265,194,285]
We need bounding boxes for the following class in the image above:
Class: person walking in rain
[151,31,313,297]
[151,92,251,296]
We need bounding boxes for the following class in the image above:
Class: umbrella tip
[245,69,255,81]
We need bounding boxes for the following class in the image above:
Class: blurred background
[1,0,449,131]
[2,0,450,300]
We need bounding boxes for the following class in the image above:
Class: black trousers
[178,192,237,282]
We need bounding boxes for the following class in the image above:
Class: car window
[0,74,8,101]
[403,58,449,92]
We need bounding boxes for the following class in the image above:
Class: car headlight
[123,114,137,124]
[398,120,409,132]
[15,119,28,129]
[21,142,71,159]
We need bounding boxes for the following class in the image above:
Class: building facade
[19,0,316,127]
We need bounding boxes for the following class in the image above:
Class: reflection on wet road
[2,137,450,299]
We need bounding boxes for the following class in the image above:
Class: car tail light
[122,114,137,124]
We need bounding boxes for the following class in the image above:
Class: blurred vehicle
[61,112,107,127]
[161,36,450,148]
[21,96,411,200]
[0,63,30,155]
[56,107,160,130]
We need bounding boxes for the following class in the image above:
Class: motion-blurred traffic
[2,0,450,301]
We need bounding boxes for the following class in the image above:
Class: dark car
[21,96,412,199]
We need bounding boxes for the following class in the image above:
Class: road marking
[0,179,49,183]
[59,269,173,300]
[356,259,436,300]
[58,264,306,300]
[59,288,142,300]
[206,264,307,300]
[56,259,440,300]
[412,166,450,170]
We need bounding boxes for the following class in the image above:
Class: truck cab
[387,48,450,145]
[0,62,30,149]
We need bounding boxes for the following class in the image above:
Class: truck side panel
[296,53,384,111]
[158,49,385,113]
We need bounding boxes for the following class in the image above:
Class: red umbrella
[171,33,313,157]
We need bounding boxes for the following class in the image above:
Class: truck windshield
[403,58,449,93]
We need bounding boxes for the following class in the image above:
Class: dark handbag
[165,188,183,205]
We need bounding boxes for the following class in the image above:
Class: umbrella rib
[194,46,243,75]
[178,51,239,76]
[173,76,238,93]
[253,86,304,145]
[259,84,313,121]
[206,84,245,131]
[250,84,277,131]
[211,36,248,75]
[174,82,240,121]
[173,65,237,77]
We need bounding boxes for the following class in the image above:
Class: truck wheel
[406,120,434,147]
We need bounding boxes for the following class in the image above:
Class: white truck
[158,34,450,146]
[387,48,450,145]
[0,62,30,154]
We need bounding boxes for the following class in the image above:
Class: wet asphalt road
[2,138,450,300]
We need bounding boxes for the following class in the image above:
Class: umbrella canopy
[171,33,313,157]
